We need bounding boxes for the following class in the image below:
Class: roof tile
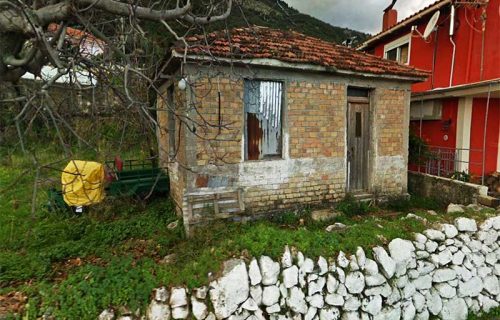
[172,26,429,79]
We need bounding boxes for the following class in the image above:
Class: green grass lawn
[0,153,498,319]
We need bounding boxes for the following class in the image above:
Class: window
[347,87,370,98]
[167,85,176,158]
[384,34,410,64]
[386,48,398,61]
[399,43,409,63]
[355,112,362,137]
[410,100,443,120]
[244,80,283,160]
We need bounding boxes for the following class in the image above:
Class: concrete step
[477,195,500,208]
[352,193,373,202]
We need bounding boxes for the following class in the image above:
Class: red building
[359,0,500,179]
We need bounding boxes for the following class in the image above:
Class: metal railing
[410,146,484,181]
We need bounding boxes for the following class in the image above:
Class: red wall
[469,98,500,175]
[408,98,458,173]
[370,0,500,91]
[369,1,500,175]
[410,98,458,148]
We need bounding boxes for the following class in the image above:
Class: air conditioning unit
[410,99,442,120]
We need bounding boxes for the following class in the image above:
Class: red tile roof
[172,26,429,80]
[47,23,103,45]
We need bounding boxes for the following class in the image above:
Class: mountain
[143,0,369,55]
[223,0,370,46]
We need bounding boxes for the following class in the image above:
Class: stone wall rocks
[408,172,488,205]
[100,215,500,320]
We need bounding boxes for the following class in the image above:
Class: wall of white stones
[100,215,500,320]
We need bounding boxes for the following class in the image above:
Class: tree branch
[182,0,232,24]
[76,0,191,21]
[1,0,232,36]
[3,46,36,66]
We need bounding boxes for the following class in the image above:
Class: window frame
[383,33,411,65]
[243,79,285,161]
[410,99,443,121]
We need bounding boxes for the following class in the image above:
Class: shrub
[336,194,373,217]
[36,257,157,320]
[409,131,431,165]
[409,195,443,210]
[382,195,411,212]
[382,194,442,212]
[269,209,311,225]
[0,252,50,284]
[450,171,470,182]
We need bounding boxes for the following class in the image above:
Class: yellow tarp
[62,160,105,206]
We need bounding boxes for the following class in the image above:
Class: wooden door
[347,101,370,192]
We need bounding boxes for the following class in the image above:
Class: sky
[283,0,436,34]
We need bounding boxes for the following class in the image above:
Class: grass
[0,151,498,319]
[467,307,500,320]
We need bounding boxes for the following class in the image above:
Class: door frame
[346,95,371,193]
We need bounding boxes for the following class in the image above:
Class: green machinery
[47,158,169,211]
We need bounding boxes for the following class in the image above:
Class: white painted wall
[456,97,473,172]
[22,66,96,85]
[497,123,500,172]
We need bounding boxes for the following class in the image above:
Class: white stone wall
[100,215,500,320]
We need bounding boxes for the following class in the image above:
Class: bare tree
[0,0,232,82]
[0,0,239,215]
[0,0,235,156]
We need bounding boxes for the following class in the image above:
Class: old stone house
[157,26,427,230]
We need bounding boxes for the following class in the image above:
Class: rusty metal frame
[243,78,285,161]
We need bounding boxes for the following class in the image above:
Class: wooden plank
[362,104,370,190]
[188,192,237,202]
[238,188,245,211]
[347,96,370,104]
[187,188,241,196]
[347,102,370,192]
[190,201,239,210]
[191,199,240,211]
[187,188,245,218]
[213,194,220,215]
[187,195,194,221]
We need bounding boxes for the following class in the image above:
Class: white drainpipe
[449,4,456,87]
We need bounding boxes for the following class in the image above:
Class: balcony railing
[410,146,484,182]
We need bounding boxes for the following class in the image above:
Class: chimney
[382,9,398,31]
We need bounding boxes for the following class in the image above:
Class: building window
[244,80,283,160]
[410,99,443,120]
[347,87,370,98]
[386,47,398,61]
[167,85,176,158]
[384,34,410,64]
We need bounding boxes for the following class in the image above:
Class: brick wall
[288,81,346,158]
[188,77,244,166]
[371,87,411,195]
[158,66,412,227]
[157,83,188,215]
[374,88,407,157]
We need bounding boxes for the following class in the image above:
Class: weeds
[335,193,374,217]
[381,194,442,212]
[466,307,500,320]
[0,155,496,319]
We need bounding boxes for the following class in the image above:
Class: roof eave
[411,78,500,101]
[171,51,428,82]
[357,0,451,51]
